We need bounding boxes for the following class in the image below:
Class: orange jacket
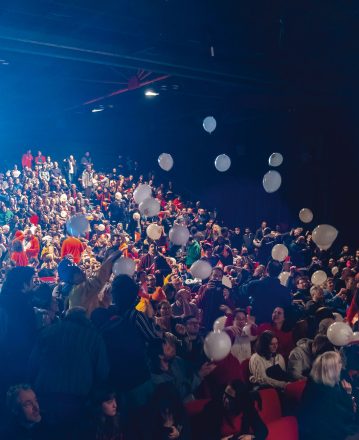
[61,237,85,264]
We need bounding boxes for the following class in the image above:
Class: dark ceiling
[0,0,358,245]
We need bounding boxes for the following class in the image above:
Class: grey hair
[310,351,342,387]
[6,384,33,414]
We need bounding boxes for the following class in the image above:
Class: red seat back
[284,379,307,404]
[257,388,282,423]
[266,416,298,440]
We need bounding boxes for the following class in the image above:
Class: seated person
[150,334,216,402]
[249,330,290,389]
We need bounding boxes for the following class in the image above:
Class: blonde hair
[310,351,341,387]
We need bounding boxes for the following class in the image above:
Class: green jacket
[186,240,201,267]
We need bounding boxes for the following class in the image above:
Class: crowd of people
[0,148,358,439]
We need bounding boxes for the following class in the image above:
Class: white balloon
[278,271,290,286]
[203,116,217,134]
[60,194,67,202]
[133,184,152,204]
[331,266,339,276]
[190,260,213,280]
[112,257,136,277]
[242,324,257,342]
[169,225,190,246]
[158,153,174,171]
[115,192,122,201]
[60,210,67,219]
[146,223,162,241]
[263,170,282,193]
[204,331,231,361]
[98,224,105,232]
[139,197,161,217]
[312,224,338,251]
[271,244,288,262]
[268,152,283,167]
[133,212,141,221]
[327,322,353,346]
[213,316,227,332]
[214,154,231,172]
[299,208,313,223]
[311,270,327,286]
[66,214,90,237]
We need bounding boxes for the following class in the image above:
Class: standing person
[82,164,95,198]
[245,261,291,324]
[24,229,40,261]
[28,307,109,433]
[242,227,255,253]
[63,155,77,184]
[0,267,37,400]
[21,150,33,169]
[34,151,46,168]
[81,151,92,171]
[61,236,86,264]
[255,221,267,241]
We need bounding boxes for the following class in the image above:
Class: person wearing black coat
[298,351,358,440]
[245,261,291,324]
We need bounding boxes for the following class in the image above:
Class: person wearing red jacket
[24,230,40,260]
[11,238,29,266]
[34,150,46,167]
[21,150,33,169]
[61,236,86,264]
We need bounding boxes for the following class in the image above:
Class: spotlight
[91,105,104,113]
[145,90,159,97]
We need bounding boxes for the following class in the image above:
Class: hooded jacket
[287,338,312,380]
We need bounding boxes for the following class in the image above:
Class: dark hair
[1,266,35,295]
[146,383,186,439]
[32,283,53,309]
[111,275,138,314]
[312,335,334,358]
[267,261,282,278]
[12,240,23,252]
[255,330,277,360]
[89,384,121,439]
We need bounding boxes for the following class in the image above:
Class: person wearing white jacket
[249,330,289,389]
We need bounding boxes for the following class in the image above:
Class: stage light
[145,90,159,97]
[91,105,104,113]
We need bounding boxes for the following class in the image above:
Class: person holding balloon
[223,308,257,363]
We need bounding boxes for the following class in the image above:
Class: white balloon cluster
[133,184,160,217]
